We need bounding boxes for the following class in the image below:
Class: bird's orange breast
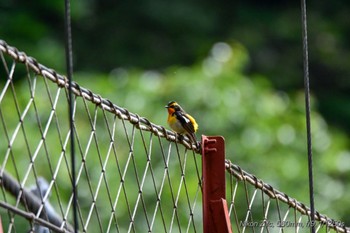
[167,108,175,115]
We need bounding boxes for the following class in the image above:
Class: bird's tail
[187,132,199,148]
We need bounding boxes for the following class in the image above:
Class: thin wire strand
[300,0,315,232]
[64,0,78,232]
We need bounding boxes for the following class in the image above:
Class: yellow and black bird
[165,101,198,145]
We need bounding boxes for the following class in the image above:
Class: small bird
[165,101,198,145]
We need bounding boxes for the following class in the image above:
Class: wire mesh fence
[225,160,349,233]
[0,40,202,232]
[0,39,349,233]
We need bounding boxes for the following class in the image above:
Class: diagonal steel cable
[107,116,136,232]
[105,115,126,233]
[127,125,151,232]
[242,189,257,233]
[260,190,270,233]
[66,98,110,233]
[78,104,104,232]
[138,127,167,232]
[40,74,73,230]
[185,181,201,233]
[148,140,168,232]
[171,144,198,232]
[0,55,24,233]
[25,70,67,227]
[23,65,64,232]
[100,107,123,232]
[152,137,180,232]
[227,173,241,233]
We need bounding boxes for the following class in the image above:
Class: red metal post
[202,135,232,233]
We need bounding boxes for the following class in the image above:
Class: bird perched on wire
[165,101,198,146]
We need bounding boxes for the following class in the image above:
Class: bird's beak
[165,105,169,108]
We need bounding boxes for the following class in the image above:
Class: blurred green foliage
[1,0,350,230]
[1,0,350,132]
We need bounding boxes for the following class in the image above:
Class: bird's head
[165,101,183,114]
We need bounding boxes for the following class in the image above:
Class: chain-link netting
[225,160,349,233]
[0,40,202,233]
[1,40,349,233]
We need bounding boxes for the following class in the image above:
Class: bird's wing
[174,111,196,133]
